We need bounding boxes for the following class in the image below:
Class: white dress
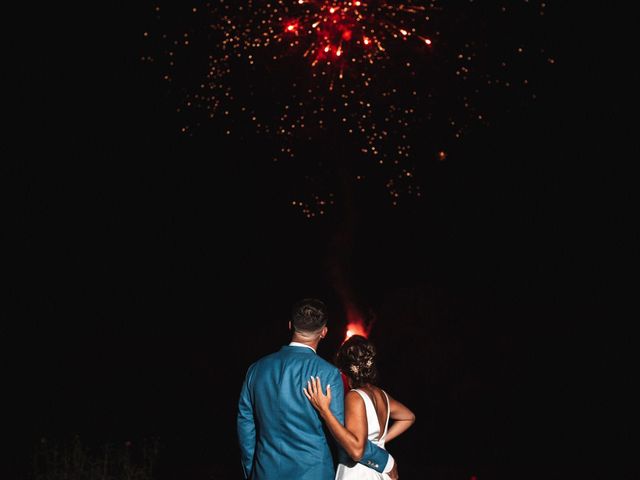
[335,389,391,480]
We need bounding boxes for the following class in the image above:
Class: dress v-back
[335,389,391,480]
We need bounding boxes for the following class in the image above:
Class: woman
[304,335,415,479]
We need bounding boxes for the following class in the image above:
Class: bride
[304,335,415,479]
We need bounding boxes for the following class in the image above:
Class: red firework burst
[281,0,433,79]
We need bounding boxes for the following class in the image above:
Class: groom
[237,298,398,479]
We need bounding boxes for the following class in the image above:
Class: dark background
[7,1,632,479]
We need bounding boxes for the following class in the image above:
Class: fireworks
[277,0,433,77]
[142,0,554,216]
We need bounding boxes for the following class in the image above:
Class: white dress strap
[351,389,373,411]
[350,388,366,402]
[381,390,391,439]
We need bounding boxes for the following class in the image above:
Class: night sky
[7,1,631,479]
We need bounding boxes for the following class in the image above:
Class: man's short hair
[292,298,327,333]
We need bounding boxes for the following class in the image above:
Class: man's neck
[290,334,320,352]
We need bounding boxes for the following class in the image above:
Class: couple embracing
[237,299,415,479]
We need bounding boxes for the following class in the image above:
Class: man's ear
[320,326,328,339]
[288,321,292,331]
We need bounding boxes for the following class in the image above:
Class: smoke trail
[326,166,372,342]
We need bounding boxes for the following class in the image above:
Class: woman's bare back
[356,384,389,441]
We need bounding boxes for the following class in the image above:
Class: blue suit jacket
[237,345,390,479]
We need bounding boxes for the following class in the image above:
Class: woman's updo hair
[336,335,378,388]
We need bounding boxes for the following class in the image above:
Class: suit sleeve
[359,436,391,473]
[237,365,256,479]
[327,369,390,474]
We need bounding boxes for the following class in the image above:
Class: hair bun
[336,335,378,388]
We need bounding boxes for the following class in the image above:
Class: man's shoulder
[311,354,340,375]
[250,350,281,368]
[249,347,338,373]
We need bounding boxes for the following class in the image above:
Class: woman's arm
[304,376,368,461]
[384,393,415,443]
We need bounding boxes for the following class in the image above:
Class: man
[237,298,398,479]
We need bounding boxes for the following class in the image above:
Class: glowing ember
[344,321,368,341]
